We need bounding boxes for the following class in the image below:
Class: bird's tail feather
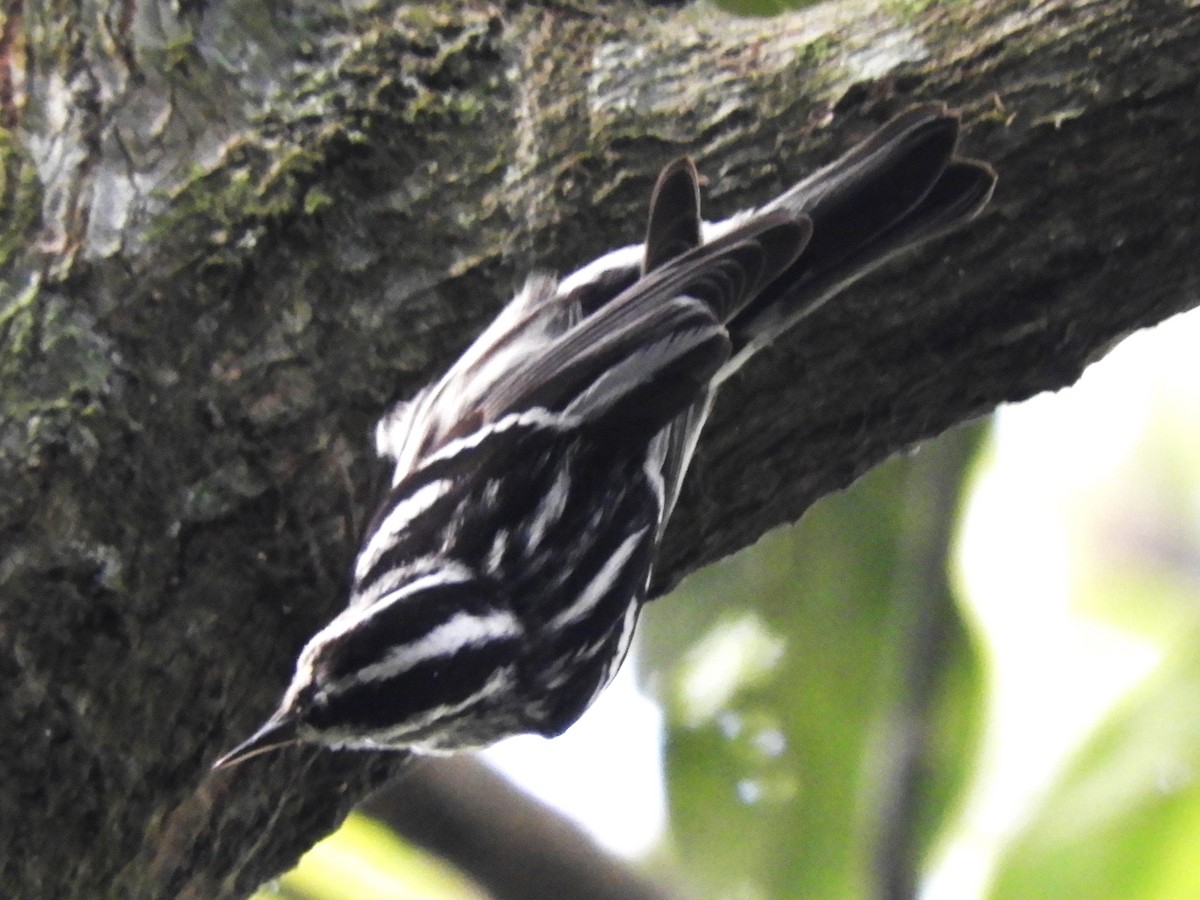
[645,104,994,534]
[724,105,996,371]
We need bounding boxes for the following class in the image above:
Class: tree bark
[1,0,1197,896]
[361,756,672,900]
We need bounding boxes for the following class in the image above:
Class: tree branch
[2,0,1197,896]
[362,757,671,900]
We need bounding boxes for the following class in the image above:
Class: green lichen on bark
[151,5,510,273]
[0,130,40,270]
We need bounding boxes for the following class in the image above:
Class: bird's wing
[479,211,810,442]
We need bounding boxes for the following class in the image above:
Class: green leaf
[990,643,1200,900]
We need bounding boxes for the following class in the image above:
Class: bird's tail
[721,104,996,373]
[645,104,995,532]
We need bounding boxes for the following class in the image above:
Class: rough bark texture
[1,0,1197,896]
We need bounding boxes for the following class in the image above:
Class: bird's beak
[211,714,300,770]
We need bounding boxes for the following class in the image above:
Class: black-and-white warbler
[214,105,994,768]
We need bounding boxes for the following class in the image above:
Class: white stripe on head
[354,478,455,582]
[334,608,522,691]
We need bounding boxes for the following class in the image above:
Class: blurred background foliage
[254,305,1200,899]
[638,422,986,900]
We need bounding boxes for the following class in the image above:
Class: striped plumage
[213,105,994,768]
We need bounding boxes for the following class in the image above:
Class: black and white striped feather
[213,104,994,767]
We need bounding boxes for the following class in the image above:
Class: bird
[213,104,995,768]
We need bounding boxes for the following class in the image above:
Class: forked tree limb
[1,0,1197,896]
